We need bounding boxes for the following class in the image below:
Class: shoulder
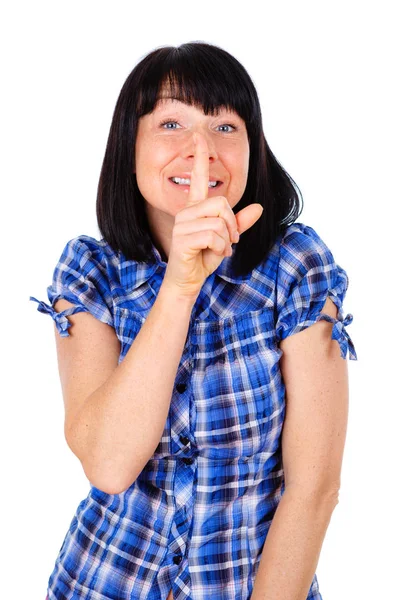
[278,222,335,275]
[51,235,121,298]
[59,234,110,262]
[244,223,334,301]
[57,235,118,273]
[275,222,345,305]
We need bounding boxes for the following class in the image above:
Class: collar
[118,241,252,293]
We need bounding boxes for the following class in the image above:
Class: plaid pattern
[30,222,357,600]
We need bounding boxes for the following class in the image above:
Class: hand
[163,132,264,301]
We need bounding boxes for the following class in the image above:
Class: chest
[113,304,286,461]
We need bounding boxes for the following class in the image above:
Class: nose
[184,131,218,162]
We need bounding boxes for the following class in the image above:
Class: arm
[66,282,195,495]
[251,297,349,600]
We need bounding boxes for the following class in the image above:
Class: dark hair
[96,41,303,276]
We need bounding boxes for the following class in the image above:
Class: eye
[159,120,238,133]
[217,124,237,133]
[160,120,181,129]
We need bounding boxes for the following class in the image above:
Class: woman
[31,41,357,600]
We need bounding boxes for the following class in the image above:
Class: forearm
[250,486,338,600]
[68,282,195,494]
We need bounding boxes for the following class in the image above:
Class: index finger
[187,132,210,206]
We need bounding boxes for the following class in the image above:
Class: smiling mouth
[168,177,223,189]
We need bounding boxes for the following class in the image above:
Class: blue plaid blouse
[30,222,357,600]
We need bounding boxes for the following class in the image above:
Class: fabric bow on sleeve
[29,296,87,337]
[317,311,357,360]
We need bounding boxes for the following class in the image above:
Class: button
[173,554,182,565]
[179,435,190,445]
[182,457,193,465]
[176,383,187,393]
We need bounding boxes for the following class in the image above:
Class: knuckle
[216,216,226,231]
[219,196,234,219]
[175,204,192,221]
[220,195,230,209]
[218,196,227,209]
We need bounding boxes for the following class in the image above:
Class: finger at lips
[187,132,238,244]
[187,132,210,207]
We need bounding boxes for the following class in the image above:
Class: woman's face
[134,93,250,247]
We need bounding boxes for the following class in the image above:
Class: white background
[2,1,398,598]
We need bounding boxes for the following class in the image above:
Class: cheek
[230,155,249,186]
[136,143,168,180]
[226,143,249,176]
[227,155,249,202]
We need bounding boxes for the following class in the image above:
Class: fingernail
[234,231,240,243]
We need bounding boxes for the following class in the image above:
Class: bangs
[135,46,257,129]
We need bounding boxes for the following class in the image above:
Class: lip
[169,173,223,182]
[168,177,223,192]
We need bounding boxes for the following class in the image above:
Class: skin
[134,91,251,262]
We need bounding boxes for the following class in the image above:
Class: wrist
[158,280,198,310]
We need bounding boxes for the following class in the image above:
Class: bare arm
[250,297,348,599]
[66,282,195,495]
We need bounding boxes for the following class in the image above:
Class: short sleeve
[29,236,114,337]
[275,223,357,360]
